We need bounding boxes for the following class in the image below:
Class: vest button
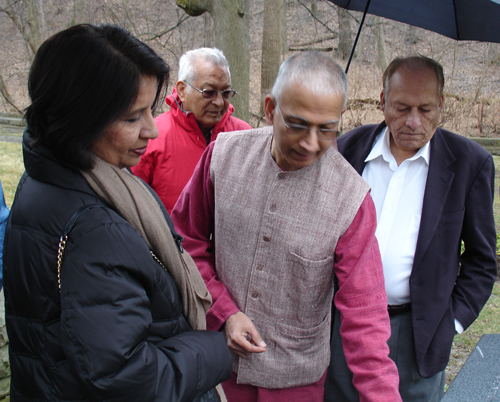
[256,264,263,271]
[269,204,277,212]
[251,292,259,298]
[263,236,270,242]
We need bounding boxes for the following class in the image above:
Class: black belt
[388,303,411,316]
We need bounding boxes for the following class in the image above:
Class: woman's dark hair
[25,24,170,171]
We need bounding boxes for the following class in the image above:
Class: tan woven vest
[211,126,370,388]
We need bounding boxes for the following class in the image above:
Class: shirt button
[252,292,259,298]
[269,204,277,212]
[263,236,270,242]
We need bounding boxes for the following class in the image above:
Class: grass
[443,155,500,388]
[445,281,500,391]
[494,156,500,232]
[0,141,23,207]
[454,284,500,348]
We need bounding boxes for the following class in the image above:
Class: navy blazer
[337,122,498,378]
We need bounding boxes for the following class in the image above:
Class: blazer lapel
[412,129,456,269]
[340,122,385,175]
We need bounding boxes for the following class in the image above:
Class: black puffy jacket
[3,131,232,401]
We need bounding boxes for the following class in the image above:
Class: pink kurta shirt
[172,134,401,401]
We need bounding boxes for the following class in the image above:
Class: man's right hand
[225,312,267,358]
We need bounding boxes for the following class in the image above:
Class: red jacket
[132,88,252,213]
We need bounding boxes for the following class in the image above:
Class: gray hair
[383,55,444,99]
[271,51,348,108]
[178,47,231,85]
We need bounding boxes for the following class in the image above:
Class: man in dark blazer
[324,56,497,402]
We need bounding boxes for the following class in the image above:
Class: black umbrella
[328,0,500,72]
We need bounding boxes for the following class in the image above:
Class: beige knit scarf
[81,156,211,330]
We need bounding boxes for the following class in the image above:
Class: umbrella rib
[345,0,372,73]
[452,0,459,39]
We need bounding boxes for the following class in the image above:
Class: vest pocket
[281,252,334,328]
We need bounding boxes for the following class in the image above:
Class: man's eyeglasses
[275,102,341,141]
[184,81,237,100]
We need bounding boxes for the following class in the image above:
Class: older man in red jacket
[132,47,251,212]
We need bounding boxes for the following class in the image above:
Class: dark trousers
[324,307,446,402]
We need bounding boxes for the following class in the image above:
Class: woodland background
[0,0,499,137]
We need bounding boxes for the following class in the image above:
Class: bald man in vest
[172,52,402,402]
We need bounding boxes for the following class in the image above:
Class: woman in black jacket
[3,24,231,401]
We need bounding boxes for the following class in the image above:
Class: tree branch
[289,46,333,52]
[296,0,337,36]
[323,2,366,26]
[0,73,23,115]
[290,35,338,48]
[147,15,190,40]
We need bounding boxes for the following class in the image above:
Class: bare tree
[0,0,213,115]
[0,73,23,115]
[310,0,317,17]
[374,17,388,72]
[260,0,286,115]
[213,0,250,123]
[0,0,49,113]
[404,25,417,55]
[1,0,43,60]
[487,43,500,65]
[176,0,250,123]
[336,6,351,60]
[281,0,287,56]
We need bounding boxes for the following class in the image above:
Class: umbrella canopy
[328,0,500,72]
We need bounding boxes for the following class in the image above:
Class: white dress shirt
[361,127,464,333]
[362,127,430,306]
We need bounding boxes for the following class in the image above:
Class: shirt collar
[364,126,431,166]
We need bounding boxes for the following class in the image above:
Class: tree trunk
[36,0,46,38]
[25,0,42,57]
[211,0,250,123]
[70,0,87,26]
[311,0,317,17]
[3,0,43,60]
[336,7,351,60]
[281,0,288,56]
[260,0,285,113]
[374,17,388,72]
[176,0,250,123]
[203,12,213,47]
[404,25,417,55]
[0,73,23,115]
[487,43,500,65]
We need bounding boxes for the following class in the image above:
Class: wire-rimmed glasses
[184,81,237,100]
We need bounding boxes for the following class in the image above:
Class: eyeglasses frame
[275,101,341,141]
[183,81,237,100]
